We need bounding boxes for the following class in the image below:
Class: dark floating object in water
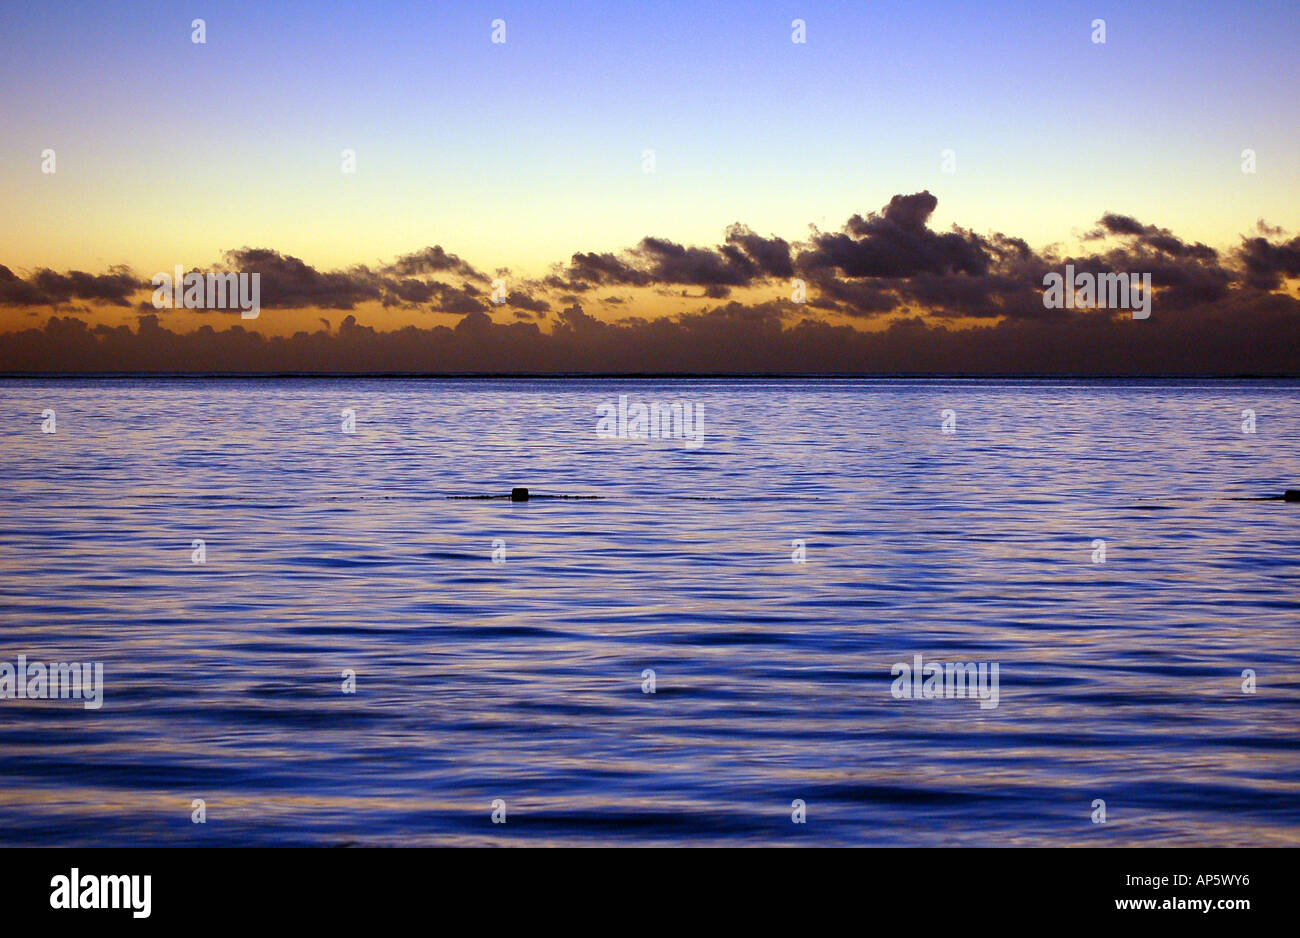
[1228,489,1300,502]
[447,489,601,501]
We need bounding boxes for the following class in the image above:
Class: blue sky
[2,0,1297,274]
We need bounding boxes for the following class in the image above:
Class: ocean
[0,377,1297,846]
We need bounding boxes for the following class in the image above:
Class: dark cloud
[798,191,990,279]
[805,276,899,316]
[390,278,437,304]
[223,248,381,309]
[1237,234,1300,291]
[427,282,486,314]
[7,286,1298,375]
[4,193,1299,374]
[560,226,794,290]
[877,191,942,232]
[1093,213,1148,237]
[725,225,795,278]
[1089,213,1219,260]
[0,264,141,306]
[505,291,550,313]
[564,251,652,288]
[384,246,486,281]
[633,236,757,287]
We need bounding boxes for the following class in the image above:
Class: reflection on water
[0,377,1297,846]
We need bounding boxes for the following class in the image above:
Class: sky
[1,0,1298,372]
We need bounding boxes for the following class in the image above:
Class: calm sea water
[0,377,1297,846]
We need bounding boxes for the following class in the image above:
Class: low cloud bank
[3,194,1298,374]
[4,291,1297,374]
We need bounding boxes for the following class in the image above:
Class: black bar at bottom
[0,847,1283,925]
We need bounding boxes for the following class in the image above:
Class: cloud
[559,225,793,290]
[1237,234,1300,291]
[505,291,550,313]
[383,246,486,281]
[220,248,382,309]
[1088,213,1219,260]
[0,264,141,306]
[3,193,1298,373]
[563,251,652,288]
[7,285,1298,375]
[798,191,991,279]
[426,282,485,314]
[725,224,795,278]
